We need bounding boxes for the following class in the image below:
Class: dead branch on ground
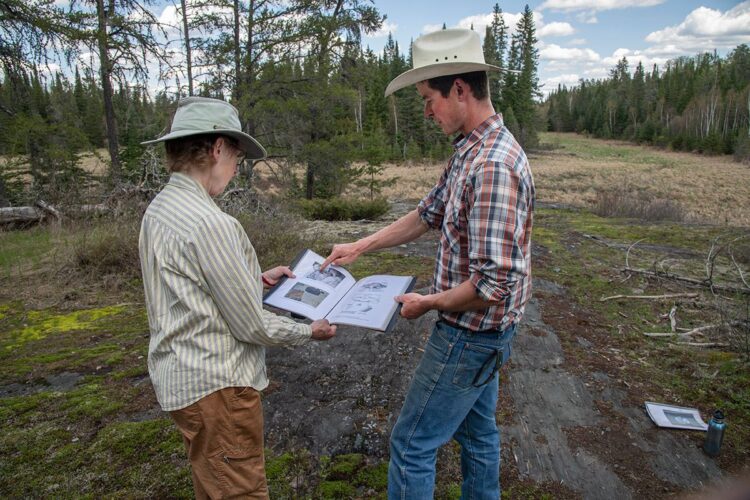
[599,292,698,302]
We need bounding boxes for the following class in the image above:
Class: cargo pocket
[210,446,267,497]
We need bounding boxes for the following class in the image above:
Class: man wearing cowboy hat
[139,96,337,498]
[322,28,534,498]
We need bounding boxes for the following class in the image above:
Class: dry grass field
[382,132,750,227]
[256,132,750,227]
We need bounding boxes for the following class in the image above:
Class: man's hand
[262,266,295,287]
[321,242,363,270]
[396,292,434,320]
[310,319,337,341]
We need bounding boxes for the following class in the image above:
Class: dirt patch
[564,399,679,498]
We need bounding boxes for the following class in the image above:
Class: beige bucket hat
[142,96,267,159]
[384,28,501,97]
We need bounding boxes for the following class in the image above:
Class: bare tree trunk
[96,0,121,182]
[0,177,9,208]
[232,0,241,101]
[305,163,314,200]
[180,0,193,95]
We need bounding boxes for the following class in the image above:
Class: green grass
[0,303,148,379]
[541,132,676,167]
[0,226,55,275]
[0,417,192,497]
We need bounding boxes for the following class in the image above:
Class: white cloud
[645,2,750,52]
[541,73,581,94]
[569,38,587,46]
[540,44,600,62]
[582,67,608,80]
[576,11,598,24]
[423,11,522,36]
[367,20,398,38]
[456,14,493,32]
[158,5,180,28]
[538,22,575,37]
[540,0,665,12]
[600,48,670,73]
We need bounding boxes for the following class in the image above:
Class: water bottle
[703,410,726,457]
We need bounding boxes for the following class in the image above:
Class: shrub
[68,217,142,278]
[237,211,319,269]
[295,197,390,221]
[734,135,750,164]
[593,188,686,222]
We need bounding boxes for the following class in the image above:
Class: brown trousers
[170,387,268,499]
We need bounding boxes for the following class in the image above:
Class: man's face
[416,81,463,136]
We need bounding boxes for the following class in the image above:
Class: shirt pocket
[443,190,465,253]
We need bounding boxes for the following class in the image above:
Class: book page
[644,401,708,431]
[263,249,356,320]
[326,275,414,331]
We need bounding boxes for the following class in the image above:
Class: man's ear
[454,79,467,100]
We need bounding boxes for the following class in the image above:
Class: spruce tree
[513,5,540,147]
[483,4,507,112]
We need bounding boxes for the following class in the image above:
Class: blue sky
[60,0,749,96]
[357,0,750,94]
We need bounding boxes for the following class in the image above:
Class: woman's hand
[262,266,295,288]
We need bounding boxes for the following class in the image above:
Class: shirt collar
[168,172,219,208]
[453,113,505,157]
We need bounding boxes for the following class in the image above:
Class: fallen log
[0,206,45,224]
[674,342,730,348]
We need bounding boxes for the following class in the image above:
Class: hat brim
[141,129,267,160]
[384,62,501,97]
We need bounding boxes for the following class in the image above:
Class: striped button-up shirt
[139,173,311,411]
[418,113,535,332]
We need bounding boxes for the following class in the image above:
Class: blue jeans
[388,320,517,500]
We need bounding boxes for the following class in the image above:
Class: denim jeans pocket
[452,342,501,388]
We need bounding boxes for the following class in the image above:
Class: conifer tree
[482,4,507,111]
[512,4,540,148]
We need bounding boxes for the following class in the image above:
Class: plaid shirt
[418,113,534,332]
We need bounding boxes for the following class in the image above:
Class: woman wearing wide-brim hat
[139,96,336,498]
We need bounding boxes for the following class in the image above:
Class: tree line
[544,45,750,161]
[0,1,544,207]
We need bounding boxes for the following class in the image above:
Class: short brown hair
[164,134,239,173]
[427,71,489,100]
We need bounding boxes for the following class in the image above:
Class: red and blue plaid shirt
[418,113,535,332]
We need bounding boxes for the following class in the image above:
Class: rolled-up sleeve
[467,159,530,303]
[191,213,312,347]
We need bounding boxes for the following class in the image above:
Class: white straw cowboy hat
[142,96,267,159]
[384,28,501,97]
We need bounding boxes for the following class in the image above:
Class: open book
[263,249,416,333]
[645,401,708,431]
